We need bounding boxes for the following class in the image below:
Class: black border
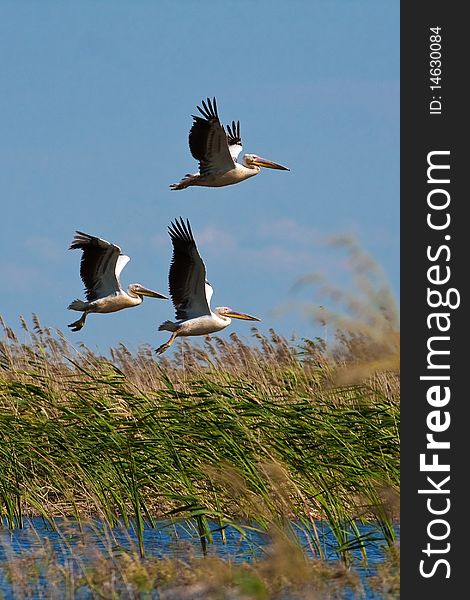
[401,3,466,596]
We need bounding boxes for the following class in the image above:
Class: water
[0,518,399,599]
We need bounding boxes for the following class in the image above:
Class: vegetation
[1,313,398,547]
[0,245,400,597]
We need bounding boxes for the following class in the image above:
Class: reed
[0,313,399,567]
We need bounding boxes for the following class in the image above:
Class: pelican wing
[226,120,243,162]
[189,97,235,175]
[69,231,126,301]
[167,218,211,320]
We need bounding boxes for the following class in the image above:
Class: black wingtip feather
[227,119,242,146]
[69,231,92,251]
[195,97,219,122]
[168,217,195,245]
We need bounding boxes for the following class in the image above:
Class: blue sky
[0,1,399,354]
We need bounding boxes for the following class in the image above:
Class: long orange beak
[224,311,261,321]
[251,156,289,171]
[136,286,168,300]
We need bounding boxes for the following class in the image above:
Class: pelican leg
[169,173,199,190]
[155,332,178,355]
[68,312,88,332]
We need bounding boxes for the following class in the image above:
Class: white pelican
[68,231,167,331]
[156,218,260,354]
[170,97,289,190]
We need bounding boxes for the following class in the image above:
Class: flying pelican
[170,97,289,190]
[156,218,260,354]
[68,231,167,331]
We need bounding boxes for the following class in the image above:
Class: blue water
[0,518,399,599]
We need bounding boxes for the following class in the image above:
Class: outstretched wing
[188,97,235,175]
[167,218,211,320]
[226,119,243,162]
[69,231,127,301]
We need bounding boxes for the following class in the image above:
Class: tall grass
[0,313,399,565]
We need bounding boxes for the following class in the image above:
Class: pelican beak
[251,155,289,171]
[225,311,261,322]
[138,287,168,300]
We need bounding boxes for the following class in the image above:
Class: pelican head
[215,307,261,322]
[242,154,289,171]
[128,283,168,300]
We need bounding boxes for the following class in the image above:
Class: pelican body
[156,218,260,354]
[170,97,289,190]
[68,231,167,331]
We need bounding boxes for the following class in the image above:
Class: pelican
[170,97,289,190]
[156,218,260,354]
[68,231,167,331]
